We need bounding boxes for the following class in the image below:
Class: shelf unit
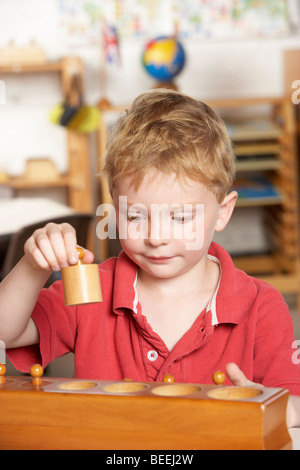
[98,97,300,303]
[0,58,94,213]
[207,97,300,302]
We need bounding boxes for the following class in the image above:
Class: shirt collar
[208,242,258,325]
[112,251,138,315]
[112,243,254,325]
[206,253,221,326]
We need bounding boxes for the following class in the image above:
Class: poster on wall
[58,0,290,47]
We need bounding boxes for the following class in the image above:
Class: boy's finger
[81,248,94,264]
[34,232,61,272]
[225,362,253,387]
[60,223,79,265]
[24,237,52,271]
[47,223,73,268]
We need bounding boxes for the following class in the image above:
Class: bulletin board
[58,0,290,46]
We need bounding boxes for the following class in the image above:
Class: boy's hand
[225,362,263,388]
[226,362,300,428]
[24,222,94,273]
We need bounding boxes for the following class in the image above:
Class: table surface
[0,197,74,236]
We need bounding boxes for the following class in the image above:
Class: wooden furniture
[0,58,94,213]
[0,365,291,450]
[0,40,48,67]
[98,97,300,302]
[205,97,300,304]
[285,49,300,194]
[61,247,102,306]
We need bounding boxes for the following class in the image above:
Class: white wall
[0,1,300,175]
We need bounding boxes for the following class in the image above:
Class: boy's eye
[127,213,146,222]
[172,213,194,223]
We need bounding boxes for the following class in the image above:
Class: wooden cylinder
[61,248,102,306]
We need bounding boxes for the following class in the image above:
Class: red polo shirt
[7,242,300,395]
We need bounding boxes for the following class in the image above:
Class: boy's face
[112,170,235,280]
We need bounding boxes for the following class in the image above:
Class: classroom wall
[1,0,300,177]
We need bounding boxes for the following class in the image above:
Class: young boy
[1,89,300,427]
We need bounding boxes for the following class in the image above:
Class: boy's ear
[215,191,238,232]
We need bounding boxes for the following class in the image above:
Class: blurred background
[1,0,300,377]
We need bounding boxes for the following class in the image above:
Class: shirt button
[147,350,158,362]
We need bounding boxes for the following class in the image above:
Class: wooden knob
[0,363,6,384]
[76,247,84,265]
[212,371,226,385]
[30,364,43,387]
[162,374,175,383]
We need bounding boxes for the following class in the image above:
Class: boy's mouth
[145,256,174,264]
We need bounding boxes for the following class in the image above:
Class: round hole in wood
[207,386,263,400]
[21,379,53,388]
[59,381,98,391]
[103,382,148,393]
[152,384,200,397]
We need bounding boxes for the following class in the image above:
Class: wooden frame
[0,375,291,450]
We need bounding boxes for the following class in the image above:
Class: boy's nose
[146,218,170,246]
[146,234,169,247]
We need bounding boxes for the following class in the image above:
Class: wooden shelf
[220,97,300,304]
[235,196,284,207]
[9,175,70,189]
[206,96,286,108]
[235,142,281,155]
[236,158,282,172]
[0,61,63,74]
[0,58,94,215]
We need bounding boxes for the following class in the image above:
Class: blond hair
[103,89,235,203]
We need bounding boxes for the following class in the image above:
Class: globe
[142,36,186,84]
